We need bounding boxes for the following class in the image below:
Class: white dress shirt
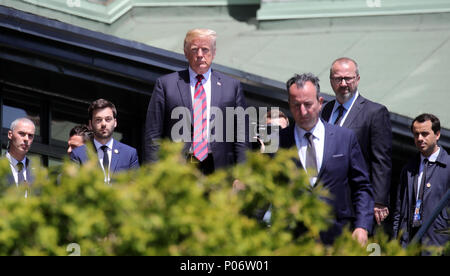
[93,138,113,183]
[328,90,359,126]
[417,147,440,200]
[294,119,325,187]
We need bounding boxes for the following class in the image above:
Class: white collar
[6,151,26,167]
[421,147,440,163]
[295,119,325,142]
[188,67,211,83]
[93,138,114,151]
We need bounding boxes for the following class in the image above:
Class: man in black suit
[321,57,392,226]
[281,73,374,245]
[5,118,36,197]
[393,114,449,249]
[144,28,248,174]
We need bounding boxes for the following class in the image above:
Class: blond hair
[184,29,217,51]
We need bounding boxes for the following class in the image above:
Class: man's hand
[232,179,245,193]
[374,204,389,225]
[352,228,368,246]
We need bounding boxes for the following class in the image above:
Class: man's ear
[7,130,12,140]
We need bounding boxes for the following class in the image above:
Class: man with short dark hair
[280,73,374,246]
[67,124,93,156]
[393,113,449,249]
[70,99,139,183]
[5,118,36,197]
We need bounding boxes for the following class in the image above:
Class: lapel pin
[114,149,119,154]
[426,183,431,188]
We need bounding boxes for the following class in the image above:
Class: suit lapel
[25,157,34,184]
[7,173,15,186]
[407,157,421,211]
[177,70,192,112]
[318,123,333,179]
[210,70,223,109]
[321,100,335,122]
[282,125,304,169]
[342,95,365,128]
[110,140,120,173]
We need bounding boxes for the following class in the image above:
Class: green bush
[0,141,441,255]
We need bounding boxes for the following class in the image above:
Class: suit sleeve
[233,80,249,164]
[320,101,334,123]
[144,78,165,163]
[70,147,84,165]
[349,132,374,232]
[392,167,407,239]
[369,105,392,206]
[130,148,140,169]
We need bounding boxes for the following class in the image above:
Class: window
[2,101,41,137]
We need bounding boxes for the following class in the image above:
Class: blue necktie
[101,145,109,174]
[334,105,345,125]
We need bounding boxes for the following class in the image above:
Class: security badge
[413,183,431,226]
[413,200,422,223]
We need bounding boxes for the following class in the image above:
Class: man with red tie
[144,29,248,174]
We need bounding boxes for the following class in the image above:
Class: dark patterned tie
[193,74,208,162]
[304,132,317,178]
[101,145,109,174]
[16,162,25,184]
[334,105,345,125]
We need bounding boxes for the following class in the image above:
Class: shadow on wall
[226,0,260,24]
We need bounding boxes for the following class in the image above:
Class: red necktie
[193,74,208,161]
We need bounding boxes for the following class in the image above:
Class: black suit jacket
[321,94,392,206]
[393,148,450,247]
[279,121,374,244]
[144,69,249,170]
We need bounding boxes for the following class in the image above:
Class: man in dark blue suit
[70,99,139,183]
[5,117,36,198]
[320,57,392,227]
[144,29,248,174]
[280,73,374,245]
[393,113,449,249]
